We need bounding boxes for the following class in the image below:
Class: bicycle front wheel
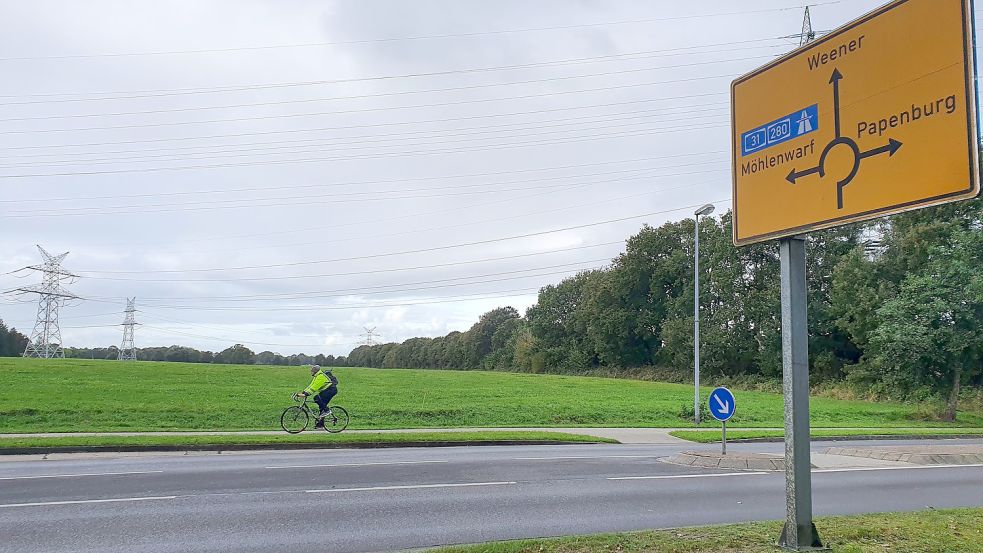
[321,405,349,433]
[280,406,309,434]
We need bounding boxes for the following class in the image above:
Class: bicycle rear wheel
[280,406,309,434]
[321,405,349,433]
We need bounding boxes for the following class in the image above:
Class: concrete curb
[0,439,607,456]
[674,433,983,444]
[825,445,983,465]
[665,451,816,471]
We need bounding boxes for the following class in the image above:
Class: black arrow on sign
[829,68,843,139]
[785,165,821,184]
[859,138,903,159]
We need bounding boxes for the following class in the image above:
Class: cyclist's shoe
[314,418,325,429]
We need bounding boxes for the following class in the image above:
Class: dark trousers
[313,387,337,415]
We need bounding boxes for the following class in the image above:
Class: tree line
[348,198,983,420]
[60,344,348,367]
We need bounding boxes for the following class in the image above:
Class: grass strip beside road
[4,358,983,432]
[433,508,983,553]
[0,431,613,451]
[669,428,983,443]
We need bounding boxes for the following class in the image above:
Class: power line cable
[3,148,722,207]
[3,163,718,218]
[0,121,727,180]
[69,241,625,284]
[0,71,741,136]
[0,41,787,104]
[74,199,729,276]
[0,109,725,169]
[0,104,727,166]
[0,93,727,152]
[0,5,836,63]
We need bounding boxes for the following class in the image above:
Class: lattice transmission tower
[799,6,816,46]
[15,246,78,358]
[118,298,138,361]
[358,326,380,347]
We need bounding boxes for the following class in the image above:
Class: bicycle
[280,393,349,434]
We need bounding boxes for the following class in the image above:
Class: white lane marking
[815,463,983,473]
[515,455,658,461]
[0,470,163,481]
[306,481,516,493]
[266,460,447,469]
[0,496,175,509]
[608,472,769,480]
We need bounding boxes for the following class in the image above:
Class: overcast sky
[0,0,964,356]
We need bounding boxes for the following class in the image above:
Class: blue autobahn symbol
[708,387,736,422]
[741,104,819,156]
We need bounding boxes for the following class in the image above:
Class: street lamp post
[693,203,715,425]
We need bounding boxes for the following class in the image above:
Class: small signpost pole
[778,237,822,550]
[721,420,727,456]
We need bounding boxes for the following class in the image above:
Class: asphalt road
[2,439,982,553]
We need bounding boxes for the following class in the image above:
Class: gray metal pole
[721,421,726,456]
[693,214,701,426]
[778,237,823,550]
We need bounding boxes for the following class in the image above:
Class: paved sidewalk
[0,427,688,444]
[3,427,981,444]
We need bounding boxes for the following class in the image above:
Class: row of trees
[348,198,983,420]
[62,344,348,367]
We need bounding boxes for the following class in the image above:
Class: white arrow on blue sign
[708,386,736,422]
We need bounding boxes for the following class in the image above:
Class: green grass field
[2,357,982,432]
[432,508,983,553]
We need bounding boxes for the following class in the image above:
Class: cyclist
[297,364,339,428]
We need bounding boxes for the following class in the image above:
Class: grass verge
[432,508,983,552]
[0,431,613,451]
[669,428,983,443]
[3,358,983,432]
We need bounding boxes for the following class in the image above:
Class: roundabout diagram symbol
[784,68,903,209]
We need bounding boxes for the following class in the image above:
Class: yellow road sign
[731,0,979,246]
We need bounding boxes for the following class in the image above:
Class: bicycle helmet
[309,364,320,375]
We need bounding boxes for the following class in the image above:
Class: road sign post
[777,237,822,550]
[708,386,735,456]
[731,1,979,550]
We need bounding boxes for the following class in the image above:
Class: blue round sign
[708,386,736,422]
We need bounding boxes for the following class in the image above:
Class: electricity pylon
[358,326,380,347]
[15,246,78,358]
[118,298,138,361]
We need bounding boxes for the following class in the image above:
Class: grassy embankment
[3,358,982,434]
[433,508,983,553]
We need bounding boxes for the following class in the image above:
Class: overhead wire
[0,109,727,170]
[73,198,730,277]
[0,41,789,106]
[0,4,836,63]
[0,93,727,153]
[0,71,743,136]
[0,104,728,166]
[3,165,723,219]
[0,122,727,179]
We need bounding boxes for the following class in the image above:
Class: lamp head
[695,204,716,217]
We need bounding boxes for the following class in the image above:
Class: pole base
[778,522,827,551]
